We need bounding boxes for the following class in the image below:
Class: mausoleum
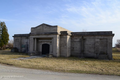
[13,23,114,59]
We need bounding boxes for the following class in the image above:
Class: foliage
[0,22,9,49]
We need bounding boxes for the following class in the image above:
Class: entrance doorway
[42,44,50,55]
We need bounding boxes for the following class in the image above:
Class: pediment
[31,23,58,34]
[30,23,71,35]
[35,23,57,28]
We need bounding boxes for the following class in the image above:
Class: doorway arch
[42,44,50,55]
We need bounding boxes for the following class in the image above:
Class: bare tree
[7,39,13,49]
[115,39,120,48]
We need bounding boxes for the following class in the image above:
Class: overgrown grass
[0,48,120,76]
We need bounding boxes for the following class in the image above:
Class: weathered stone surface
[13,23,114,60]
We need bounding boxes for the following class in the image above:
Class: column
[60,31,71,57]
[40,43,42,55]
[50,44,52,54]
[35,38,37,51]
[29,37,34,55]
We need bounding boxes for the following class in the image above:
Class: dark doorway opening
[42,44,50,55]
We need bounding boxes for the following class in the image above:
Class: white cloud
[60,0,120,30]
[56,0,120,46]
[66,0,120,26]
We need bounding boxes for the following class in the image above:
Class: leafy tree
[0,22,9,49]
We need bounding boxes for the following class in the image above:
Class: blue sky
[0,0,120,46]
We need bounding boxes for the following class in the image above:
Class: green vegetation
[0,48,120,76]
[0,22,9,49]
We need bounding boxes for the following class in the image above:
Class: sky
[0,0,120,46]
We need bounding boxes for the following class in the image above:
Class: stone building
[13,23,114,59]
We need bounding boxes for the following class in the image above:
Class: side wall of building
[13,36,29,53]
[71,36,82,57]
[71,35,113,59]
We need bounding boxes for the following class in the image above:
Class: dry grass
[0,48,120,76]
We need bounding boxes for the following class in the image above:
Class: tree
[0,22,9,49]
[7,39,13,49]
[115,39,120,48]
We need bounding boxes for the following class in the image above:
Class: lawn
[0,48,120,76]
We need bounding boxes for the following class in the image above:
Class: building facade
[13,23,114,59]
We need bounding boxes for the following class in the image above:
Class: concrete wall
[71,35,113,59]
[84,36,96,58]
[14,37,21,52]
[71,36,81,57]
[14,36,29,52]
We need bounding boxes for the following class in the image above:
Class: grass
[0,48,120,76]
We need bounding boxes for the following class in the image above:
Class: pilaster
[60,31,71,57]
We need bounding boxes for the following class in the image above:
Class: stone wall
[71,32,114,59]
[71,36,81,57]
[13,34,29,53]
